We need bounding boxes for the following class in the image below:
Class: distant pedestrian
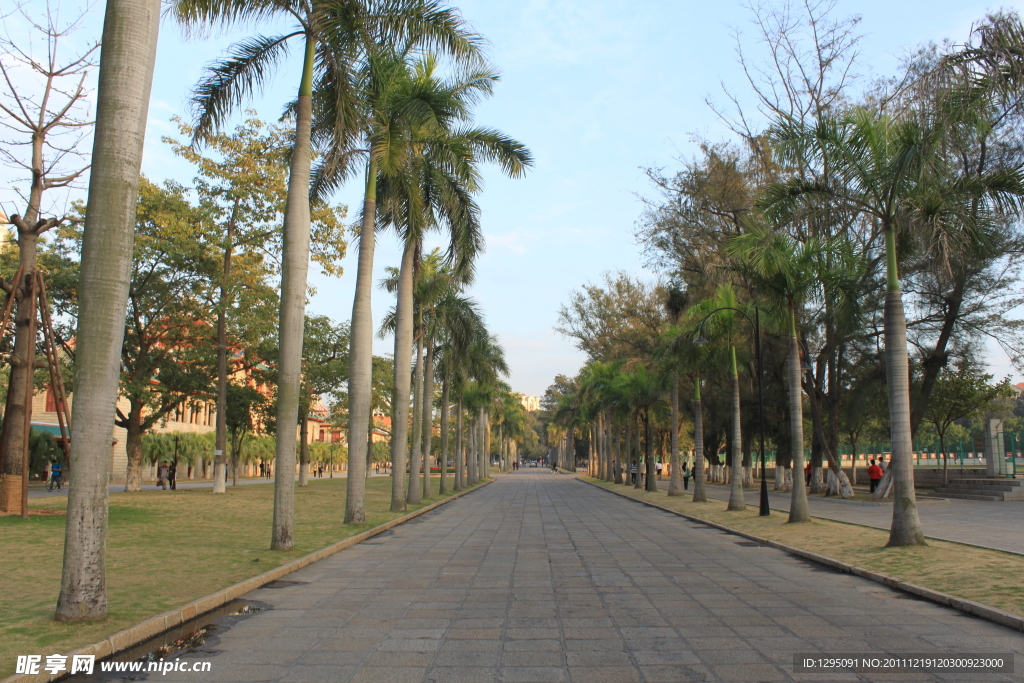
[630,462,637,484]
[168,461,177,490]
[804,461,812,486]
[682,463,690,490]
[868,459,882,493]
[43,461,51,482]
[157,462,169,490]
[48,460,63,490]
[878,455,887,473]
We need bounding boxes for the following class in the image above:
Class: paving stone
[182,474,1024,683]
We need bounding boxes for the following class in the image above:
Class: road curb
[3,480,492,683]
[580,478,1024,634]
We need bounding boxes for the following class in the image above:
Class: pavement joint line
[579,476,1024,635]
[1,478,494,683]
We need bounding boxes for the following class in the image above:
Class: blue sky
[4,0,1022,396]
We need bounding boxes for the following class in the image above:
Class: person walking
[157,462,168,490]
[682,462,690,490]
[878,455,887,473]
[804,460,812,486]
[168,461,177,490]
[48,460,63,490]
[868,459,883,493]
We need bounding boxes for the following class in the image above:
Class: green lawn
[1,476,478,678]
[586,478,1024,619]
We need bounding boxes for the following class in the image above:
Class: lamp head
[694,336,709,347]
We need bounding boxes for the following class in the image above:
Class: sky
[3,0,1023,397]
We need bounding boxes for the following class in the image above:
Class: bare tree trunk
[122,406,145,492]
[57,0,160,621]
[0,233,40,513]
[692,390,707,502]
[644,413,657,492]
[298,408,309,486]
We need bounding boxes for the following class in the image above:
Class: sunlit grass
[0,475,477,677]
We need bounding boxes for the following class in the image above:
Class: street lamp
[693,306,770,517]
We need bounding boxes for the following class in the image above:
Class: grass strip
[1,476,478,677]
[584,477,1024,619]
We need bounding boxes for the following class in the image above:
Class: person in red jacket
[868,459,883,493]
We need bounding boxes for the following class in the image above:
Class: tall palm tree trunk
[390,238,416,511]
[408,336,424,505]
[479,410,488,479]
[612,424,623,484]
[786,331,811,522]
[439,374,450,494]
[727,346,746,511]
[271,36,318,552]
[881,229,926,545]
[344,161,377,524]
[692,379,707,502]
[467,411,477,483]
[603,413,611,480]
[454,397,464,490]
[632,422,643,490]
[56,0,160,621]
[421,344,435,498]
[212,232,232,495]
[668,372,682,496]
[644,413,657,492]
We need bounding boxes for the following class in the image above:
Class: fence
[737,436,1024,479]
[728,433,1024,476]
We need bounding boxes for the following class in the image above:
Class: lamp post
[694,306,770,517]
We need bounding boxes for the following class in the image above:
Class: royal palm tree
[687,284,749,511]
[173,0,484,540]
[726,228,864,517]
[57,0,162,621]
[614,363,665,493]
[760,107,1024,544]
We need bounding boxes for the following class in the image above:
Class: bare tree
[0,0,96,513]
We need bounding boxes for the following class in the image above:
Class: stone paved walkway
[653,479,1024,555]
[163,472,1024,682]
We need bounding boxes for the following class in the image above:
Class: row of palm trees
[554,15,1024,549]
[57,0,529,621]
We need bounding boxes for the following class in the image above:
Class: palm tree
[372,55,529,508]
[174,0,486,535]
[434,293,484,492]
[614,364,665,493]
[56,0,162,622]
[760,108,1024,544]
[687,284,749,511]
[726,227,864,518]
